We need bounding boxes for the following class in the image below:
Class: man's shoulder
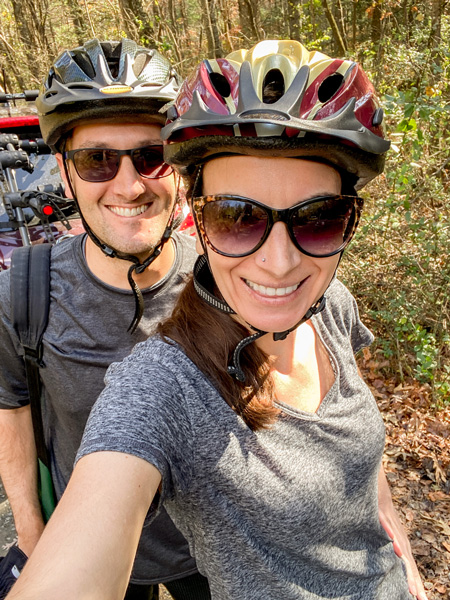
[0,237,79,298]
[49,235,82,264]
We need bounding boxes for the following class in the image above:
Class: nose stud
[261,257,266,262]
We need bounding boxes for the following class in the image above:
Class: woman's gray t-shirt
[77,279,412,600]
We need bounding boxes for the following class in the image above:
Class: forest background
[0,0,449,596]
[2,0,448,404]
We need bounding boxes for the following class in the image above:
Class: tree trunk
[287,0,302,42]
[238,0,261,41]
[11,0,43,81]
[371,0,383,46]
[0,36,27,90]
[219,0,234,53]
[428,0,444,81]
[118,0,155,46]
[168,0,180,40]
[320,0,347,55]
[336,0,347,43]
[179,0,190,44]
[65,0,89,46]
[352,0,357,50]
[201,0,224,58]
[309,0,317,41]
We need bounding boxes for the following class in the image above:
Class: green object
[11,246,56,523]
[38,458,56,523]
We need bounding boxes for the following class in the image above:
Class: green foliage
[341,18,450,405]
[0,0,449,405]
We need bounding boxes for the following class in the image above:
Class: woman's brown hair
[157,276,279,431]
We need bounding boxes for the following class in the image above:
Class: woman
[7,41,426,600]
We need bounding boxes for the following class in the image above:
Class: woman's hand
[378,466,428,600]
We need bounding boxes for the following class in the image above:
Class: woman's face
[198,155,342,334]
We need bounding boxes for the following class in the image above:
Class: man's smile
[107,203,151,217]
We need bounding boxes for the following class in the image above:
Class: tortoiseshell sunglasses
[192,194,363,258]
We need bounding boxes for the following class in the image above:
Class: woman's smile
[244,278,302,297]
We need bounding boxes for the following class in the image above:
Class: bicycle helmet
[162,39,390,190]
[37,39,182,333]
[162,40,390,381]
[38,38,181,151]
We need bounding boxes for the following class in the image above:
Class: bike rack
[0,92,76,247]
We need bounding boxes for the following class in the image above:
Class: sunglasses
[63,145,173,182]
[192,194,363,258]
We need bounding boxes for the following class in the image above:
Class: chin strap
[193,255,327,383]
[125,216,179,334]
[63,158,181,334]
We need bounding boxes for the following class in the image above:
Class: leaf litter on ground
[359,350,450,598]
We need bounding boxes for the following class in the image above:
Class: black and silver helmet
[37,38,181,150]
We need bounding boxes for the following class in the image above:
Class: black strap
[10,244,51,468]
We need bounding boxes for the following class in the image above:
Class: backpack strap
[10,244,52,468]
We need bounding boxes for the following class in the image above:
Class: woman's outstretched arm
[7,451,161,600]
[378,464,428,600]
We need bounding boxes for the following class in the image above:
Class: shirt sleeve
[0,270,30,409]
[348,291,374,354]
[325,279,374,355]
[76,340,196,501]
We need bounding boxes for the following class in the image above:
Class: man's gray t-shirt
[78,280,412,599]
[0,232,198,584]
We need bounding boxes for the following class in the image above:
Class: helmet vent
[72,51,95,79]
[209,72,231,99]
[67,83,96,90]
[133,53,148,78]
[262,69,285,104]
[318,73,344,103]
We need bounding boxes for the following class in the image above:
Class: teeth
[246,280,299,297]
[108,204,149,217]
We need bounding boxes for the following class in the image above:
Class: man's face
[56,122,177,261]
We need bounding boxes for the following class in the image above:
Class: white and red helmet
[162,40,390,189]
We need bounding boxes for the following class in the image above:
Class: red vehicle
[0,91,83,271]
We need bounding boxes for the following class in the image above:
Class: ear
[55,153,74,199]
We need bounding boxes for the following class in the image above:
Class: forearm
[0,406,45,551]
[378,464,428,599]
[378,465,404,550]
[7,452,160,600]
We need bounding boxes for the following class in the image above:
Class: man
[0,39,209,600]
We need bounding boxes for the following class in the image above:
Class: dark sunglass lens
[202,199,268,255]
[292,197,356,256]
[133,147,172,179]
[74,149,119,182]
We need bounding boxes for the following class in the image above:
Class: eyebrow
[74,139,162,149]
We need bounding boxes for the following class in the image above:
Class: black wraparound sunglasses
[63,145,173,182]
[192,194,364,258]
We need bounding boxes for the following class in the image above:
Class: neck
[256,326,300,373]
[84,235,176,289]
[260,321,334,414]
